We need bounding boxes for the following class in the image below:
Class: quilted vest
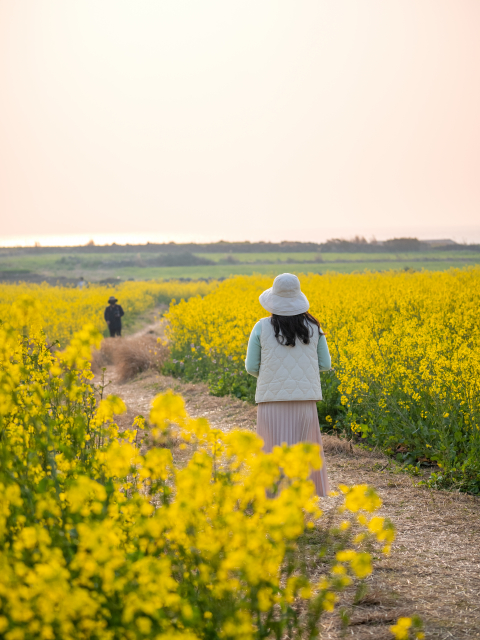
[255,317,322,403]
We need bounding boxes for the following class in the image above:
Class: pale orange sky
[1,0,479,245]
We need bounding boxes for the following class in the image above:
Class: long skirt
[257,400,330,497]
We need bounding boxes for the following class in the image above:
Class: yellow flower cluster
[0,314,394,639]
[165,268,480,491]
[390,616,425,640]
[0,279,216,347]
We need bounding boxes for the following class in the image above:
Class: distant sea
[1,226,480,248]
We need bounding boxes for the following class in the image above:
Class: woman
[245,273,331,496]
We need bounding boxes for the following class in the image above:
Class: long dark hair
[271,312,324,347]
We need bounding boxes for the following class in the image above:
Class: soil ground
[93,321,480,640]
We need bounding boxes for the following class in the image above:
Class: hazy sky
[1,0,479,245]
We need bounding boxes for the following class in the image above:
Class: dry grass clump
[91,335,169,382]
[115,335,169,382]
[91,338,118,370]
[322,434,355,456]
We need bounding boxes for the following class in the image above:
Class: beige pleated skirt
[257,400,330,497]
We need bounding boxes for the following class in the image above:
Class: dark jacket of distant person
[104,297,124,336]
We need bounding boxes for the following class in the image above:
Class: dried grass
[91,336,169,382]
[322,434,355,456]
[91,338,118,370]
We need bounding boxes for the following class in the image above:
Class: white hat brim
[259,288,309,316]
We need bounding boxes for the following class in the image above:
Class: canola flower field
[0,308,418,640]
[2,269,480,494]
[165,268,480,494]
[0,280,216,346]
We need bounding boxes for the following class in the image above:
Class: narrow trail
[93,323,480,640]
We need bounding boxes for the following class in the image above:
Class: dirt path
[93,362,480,640]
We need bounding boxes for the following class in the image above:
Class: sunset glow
[1,0,479,244]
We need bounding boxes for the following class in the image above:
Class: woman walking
[245,273,331,496]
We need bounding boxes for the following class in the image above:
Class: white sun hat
[259,273,310,316]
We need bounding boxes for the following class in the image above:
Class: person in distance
[104,296,125,337]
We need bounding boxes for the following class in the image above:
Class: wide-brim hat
[108,296,118,303]
[259,273,309,316]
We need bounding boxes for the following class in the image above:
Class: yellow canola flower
[271,442,322,480]
[390,616,425,640]
[368,515,385,533]
[335,549,373,579]
[165,269,480,484]
[390,617,412,640]
[343,484,383,513]
[65,477,108,513]
[0,279,217,347]
[60,323,102,369]
[94,395,127,425]
[368,516,396,543]
[98,441,139,478]
[322,592,337,611]
[0,316,407,640]
[150,390,188,427]
[139,447,173,482]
